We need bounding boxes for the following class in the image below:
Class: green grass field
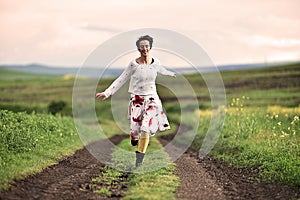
[0,110,83,189]
[0,62,299,192]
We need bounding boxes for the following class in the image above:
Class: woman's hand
[96,92,108,101]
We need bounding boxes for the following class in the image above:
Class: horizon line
[0,59,299,69]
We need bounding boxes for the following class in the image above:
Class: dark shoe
[135,151,145,167]
[131,139,138,146]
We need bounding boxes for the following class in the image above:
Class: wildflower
[291,116,299,125]
[277,122,281,126]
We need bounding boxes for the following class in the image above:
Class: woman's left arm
[157,65,176,77]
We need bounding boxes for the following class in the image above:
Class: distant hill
[0,61,298,78]
[0,64,122,78]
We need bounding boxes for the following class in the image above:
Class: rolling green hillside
[0,63,299,114]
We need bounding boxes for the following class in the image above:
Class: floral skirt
[128,94,170,140]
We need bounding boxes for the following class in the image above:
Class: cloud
[245,35,300,48]
[267,52,300,62]
[81,24,122,33]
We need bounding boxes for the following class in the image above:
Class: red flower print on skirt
[128,94,170,136]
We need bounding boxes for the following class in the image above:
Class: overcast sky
[1,0,300,67]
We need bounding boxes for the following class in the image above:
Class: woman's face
[138,40,151,56]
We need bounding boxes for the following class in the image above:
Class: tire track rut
[0,134,128,200]
[158,125,300,200]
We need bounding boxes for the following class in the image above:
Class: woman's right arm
[96,63,133,100]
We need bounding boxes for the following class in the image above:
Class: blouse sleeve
[154,59,176,76]
[103,62,133,97]
[156,59,176,76]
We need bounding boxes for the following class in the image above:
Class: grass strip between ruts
[91,136,180,200]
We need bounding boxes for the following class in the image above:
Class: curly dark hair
[136,35,153,49]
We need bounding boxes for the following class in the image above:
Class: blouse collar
[133,57,155,65]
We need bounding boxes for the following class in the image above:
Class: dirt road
[1,133,299,200]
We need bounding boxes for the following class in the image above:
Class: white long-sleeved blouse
[103,58,175,97]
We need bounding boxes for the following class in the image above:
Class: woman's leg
[137,131,149,153]
[130,130,139,146]
[135,131,149,167]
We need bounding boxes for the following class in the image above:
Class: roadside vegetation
[0,110,82,189]
[193,98,300,186]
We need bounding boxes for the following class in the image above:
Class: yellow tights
[137,131,149,153]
